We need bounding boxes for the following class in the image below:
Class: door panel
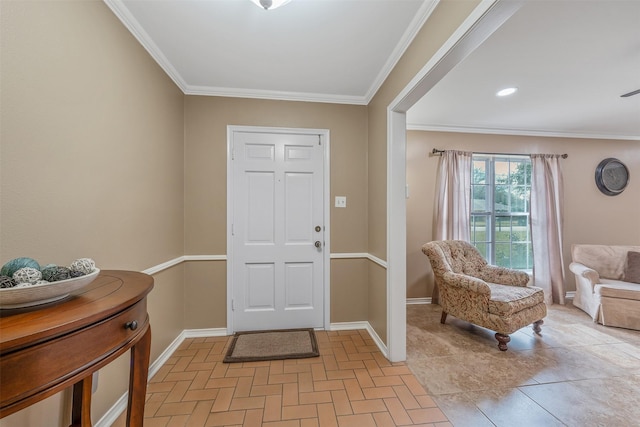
[285,173,313,243]
[231,130,325,331]
[246,172,275,243]
[245,263,275,311]
[285,262,314,308]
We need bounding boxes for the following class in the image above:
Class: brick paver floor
[113,329,451,426]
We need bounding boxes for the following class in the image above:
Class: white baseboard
[183,328,228,338]
[406,297,431,305]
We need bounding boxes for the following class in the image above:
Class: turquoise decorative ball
[1,257,41,277]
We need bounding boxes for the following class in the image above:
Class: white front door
[229,128,326,331]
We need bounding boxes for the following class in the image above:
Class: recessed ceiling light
[496,87,518,97]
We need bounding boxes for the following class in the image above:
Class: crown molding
[104,0,188,92]
[184,85,367,105]
[406,123,640,141]
[364,0,440,103]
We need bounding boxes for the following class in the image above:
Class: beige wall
[183,96,370,328]
[1,1,185,425]
[366,0,481,342]
[330,258,369,323]
[406,131,640,299]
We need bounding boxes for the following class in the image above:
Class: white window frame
[470,154,533,272]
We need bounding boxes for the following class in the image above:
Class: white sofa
[569,244,640,330]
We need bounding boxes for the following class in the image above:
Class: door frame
[226,125,331,335]
[386,0,523,361]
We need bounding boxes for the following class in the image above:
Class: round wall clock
[595,158,630,196]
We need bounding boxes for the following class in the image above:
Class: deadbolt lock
[315,226,322,232]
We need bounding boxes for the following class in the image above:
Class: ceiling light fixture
[250,0,292,10]
[496,87,518,97]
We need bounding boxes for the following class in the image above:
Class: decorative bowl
[0,268,100,309]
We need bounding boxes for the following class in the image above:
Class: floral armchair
[422,240,547,351]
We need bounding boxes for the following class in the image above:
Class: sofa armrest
[476,265,530,287]
[442,272,491,296]
[569,262,600,284]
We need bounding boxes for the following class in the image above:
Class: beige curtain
[433,150,472,241]
[530,154,565,304]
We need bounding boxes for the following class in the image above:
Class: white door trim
[227,125,331,334]
[386,0,524,362]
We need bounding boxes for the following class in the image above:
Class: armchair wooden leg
[495,333,510,351]
[533,319,543,335]
[440,311,448,324]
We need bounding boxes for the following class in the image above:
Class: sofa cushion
[597,280,640,301]
[624,251,640,284]
[486,283,545,316]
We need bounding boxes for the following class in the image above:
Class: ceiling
[106,0,640,140]
[105,0,435,104]
[407,0,640,140]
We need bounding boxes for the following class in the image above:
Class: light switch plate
[335,196,347,208]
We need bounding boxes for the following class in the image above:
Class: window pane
[512,216,529,241]
[512,242,533,270]
[494,161,509,184]
[474,242,489,259]
[494,216,511,242]
[470,154,532,271]
[471,215,489,243]
[494,185,510,212]
[473,160,487,184]
[512,190,526,213]
[472,184,488,212]
[495,242,511,268]
[510,161,531,186]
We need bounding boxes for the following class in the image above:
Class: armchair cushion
[487,283,544,316]
[624,251,640,284]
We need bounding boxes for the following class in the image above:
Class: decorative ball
[42,266,72,282]
[13,267,43,285]
[1,257,41,277]
[35,280,50,286]
[70,258,95,275]
[69,270,85,278]
[0,275,17,289]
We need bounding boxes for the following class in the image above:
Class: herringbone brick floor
[113,329,451,426]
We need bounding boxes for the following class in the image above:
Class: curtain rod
[431,148,568,159]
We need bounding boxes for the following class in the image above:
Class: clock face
[595,158,629,196]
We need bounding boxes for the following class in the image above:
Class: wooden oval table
[0,270,153,427]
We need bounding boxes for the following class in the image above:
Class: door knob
[315,241,322,248]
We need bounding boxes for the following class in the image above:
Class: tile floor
[114,329,452,427]
[114,302,640,426]
[406,302,640,427]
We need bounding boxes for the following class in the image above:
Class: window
[470,155,533,271]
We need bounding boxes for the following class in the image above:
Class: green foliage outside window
[470,156,533,270]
